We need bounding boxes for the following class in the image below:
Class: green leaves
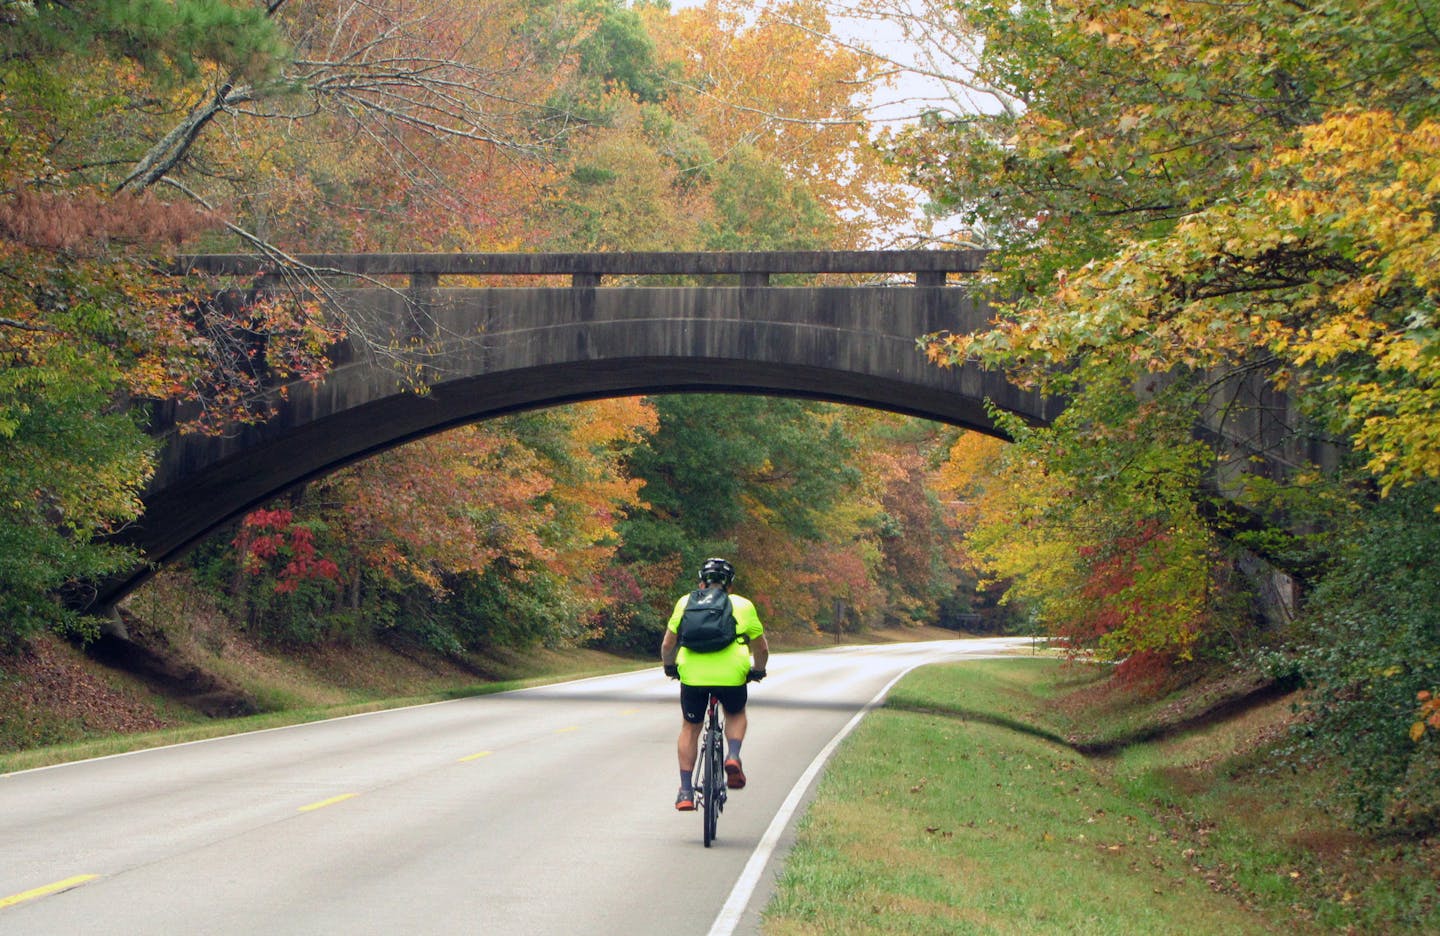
[5,0,286,85]
[702,146,834,252]
[1287,482,1440,831]
[0,365,154,645]
[620,395,856,555]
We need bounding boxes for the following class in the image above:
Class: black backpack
[677,588,740,653]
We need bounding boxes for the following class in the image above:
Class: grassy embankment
[0,631,651,774]
[0,608,954,774]
[763,658,1439,935]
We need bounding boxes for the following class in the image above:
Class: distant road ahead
[2,637,1029,934]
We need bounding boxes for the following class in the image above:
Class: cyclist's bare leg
[677,719,701,771]
[725,708,747,746]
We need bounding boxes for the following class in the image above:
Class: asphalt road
[2,637,1030,934]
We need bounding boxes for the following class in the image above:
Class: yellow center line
[298,793,358,813]
[620,708,639,715]
[554,726,579,733]
[458,750,493,762]
[1,874,100,910]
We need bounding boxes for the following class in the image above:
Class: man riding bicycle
[661,557,769,811]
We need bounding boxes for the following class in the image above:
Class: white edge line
[0,667,650,779]
[706,661,926,936]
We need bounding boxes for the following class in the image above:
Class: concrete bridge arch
[92,251,1058,609]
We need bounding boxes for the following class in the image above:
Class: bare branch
[121,0,560,194]
[158,175,489,380]
[774,8,1022,121]
[119,83,260,194]
[660,76,868,129]
[0,316,55,333]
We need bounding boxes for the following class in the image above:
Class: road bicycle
[695,692,727,847]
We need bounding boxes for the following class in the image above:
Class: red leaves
[233,508,339,592]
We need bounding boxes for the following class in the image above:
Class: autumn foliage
[893,0,1440,828]
[232,509,340,594]
[3,0,948,648]
[1411,691,1440,744]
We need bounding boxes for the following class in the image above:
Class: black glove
[747,667,766,683]
[664,663,680,679]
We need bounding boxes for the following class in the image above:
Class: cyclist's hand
[747,667,766,683]
[664,663,680,679]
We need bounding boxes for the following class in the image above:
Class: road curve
[1,637,1030,934]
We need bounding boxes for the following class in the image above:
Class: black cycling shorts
[679,683,748,724]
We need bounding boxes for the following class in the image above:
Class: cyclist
[661,557,768,811]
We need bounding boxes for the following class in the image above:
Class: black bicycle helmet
[698,557,735,586]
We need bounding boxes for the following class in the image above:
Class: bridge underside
[94,283,1055,609]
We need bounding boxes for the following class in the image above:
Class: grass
[762,658,1439,935]
[1109,699,1440,933]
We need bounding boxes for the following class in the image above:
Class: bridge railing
[173,250,990,288]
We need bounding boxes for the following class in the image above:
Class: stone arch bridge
[93,250,1058,609]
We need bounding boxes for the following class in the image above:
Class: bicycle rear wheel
[702,699,724,846]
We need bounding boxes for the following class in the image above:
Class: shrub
[1288,482,1440,833]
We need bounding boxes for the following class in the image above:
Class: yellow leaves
[1350,383,1440,495]
[648,0,903,238]
[1274,112,1440,276]
[934,432,1005,505]
[1291,309,1385,367]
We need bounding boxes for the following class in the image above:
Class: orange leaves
[1411,691,1440,743]
[314,399,656,604]
[325,425,541,591]
[568,396,659,447]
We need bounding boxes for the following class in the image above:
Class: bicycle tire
[703,698,724,846]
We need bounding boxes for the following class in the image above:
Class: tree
[544,99,707,252]
[701,146,834,252]
[193,398,655,648]
[649,0,913,244]
[908,1,1439,498]
[884,0,1437,655]
[108,0,570,197]
[884,0,1440,822]
[0,18,239,641]
[618,394,871,631]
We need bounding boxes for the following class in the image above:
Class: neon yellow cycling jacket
[667,590,763,686]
